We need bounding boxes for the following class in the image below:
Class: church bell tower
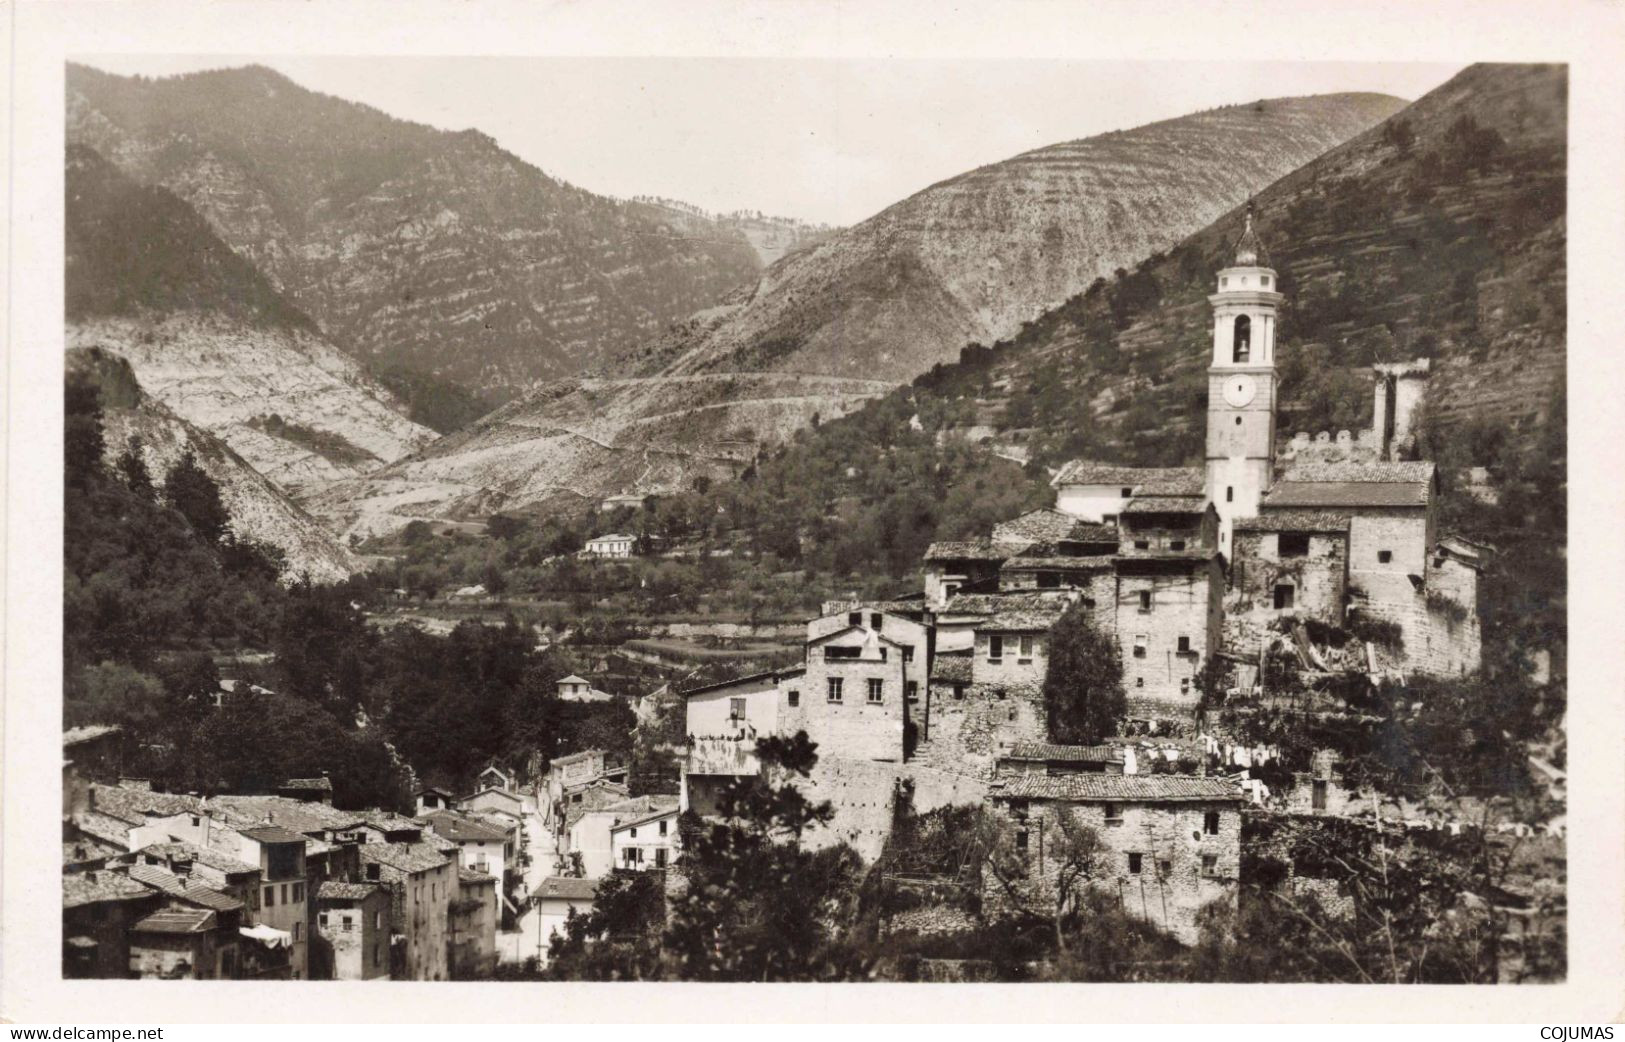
[1206,206,1282,552]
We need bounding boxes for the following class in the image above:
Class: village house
[582,533,636,558]
[415,786,457,816]
[62,869,163,978]
[215,824,312,979]
[997,742,1131,776]
[610,805,680,871]
[276,776,334,805]
[1051,464,1206,525]
[315,881,390,980]
[566,795,677,878]
[532,876,598,962]
[450,868,500,979]
[678,668,801,816]
[986,773,1245,945]
[1227,512,1351,651]
[359,841,455,981]
[125,863,246,980]
[556,673,615,703]
[922,540,1019,610]
[422,809,515,886]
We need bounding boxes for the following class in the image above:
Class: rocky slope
[313,91,1403,534]
[889,63,1566,469]
[69,347,361,581]
[67,63,764,397]
[66,144,435,493]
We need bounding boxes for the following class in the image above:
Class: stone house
[358,841,455,981]
[1051,463,1205,525]
[220,824,312,979]
[533,876,598,963]
[315,881,390,980]
[999,554,1115,597]
[276,776,334,805]
[566,794,675,878]
[62,869,162,978]
[922,540,1019,610]
[451,868,499,979]
[992,508,1120,555]
[1226,512,1351,650]
[797,622,909,763]
[1113,549,1223,719]
[422,809,515,889]
[415,786,457,815]
[985,773,1244,944]
[679,667,804,816]
[997,742,1129,776]
[126,906,240,980]
[582,533,636,558]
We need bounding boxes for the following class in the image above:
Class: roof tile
[993,774,1245,803]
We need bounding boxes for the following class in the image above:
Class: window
[825,645,861,660]
[848,612,861,626]
[659,819,668,836]
[1273,584,1295,610]
[867,678,884,704]
[1102,514,1117,525]
[787,688,800,707]
[1103,803,1122,826]
[1132,634,1148,659]
[1202,854,1219,877]
[1312,779,1329,811]
[191,815,201,827]
[1018,635,1034,661]
[1203,811,1221,835]
[1170,539,1186,551]
[1261,275,1271,288]
[1233,314,1251,363]
[293,922,302,941]
[827,678,843,703]
[729,697,746,722]
[1158,859,1172,880]
[375,910,383,930]
[293,883,303,903]
[988,634,1003,661]
[1121,487,1133,498]
[870,612,883,631]
[1181,677,1191,695]
[655,848,667,868]
[1037,571,1061,589]
[630,827,637,838]
[1177,635,1191,654]
[281,883,289,904]
[1127,852,1143,874]
[902,644,914,662]
[953,684,967,700]
[1136,677,1145,687]
[906,680,919,702]
[1235,416,1243,426]
[366,864,380,882]
[1377,550,1394,564]
[1015,830,1029,852]
[1138,590,1152,613]
[1279,532,1310,557]
[1133,539,1150,551]
[318,912,329,928]
[1226,486,1234,503]
[342,915,355,933]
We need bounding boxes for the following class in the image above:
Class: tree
[545,870,668,980]
[1043,602,1126,744]
[65,371,106,488]
[978,807,1107,954]
[662,733,865,980]
[161,449,230,545]
[115,436,155,500]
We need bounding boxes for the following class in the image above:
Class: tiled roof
[609,801,681,834]
[678,668,803,698]
[132,908,217,935]
[89,784,202,822]
[279,777,333,792]
[982,602,1072,631]
[62,870,157,909]
[924,539,1030,563]
[1133,472,1208,497]
[1052,463,1201,489]
[1001,555,1115,572]
[1121,496,1208,515]
[993,774,1245,803]
[1265,461,1435,509]
[557,674,590,686]
[1113,548,1216,564]
[358,811,424,833]
[359,841,452,875]
[1234,511,1350,533]
[64,724,122,746]
[929,655,973,683]
[991,509,1108,545]
[70,810,135,847]
[423,811,509,844]
[318,881,382,902]
[128,864,244,912]
[236,824,308,846]
[208,796,364,834]
[458,867,498,885]
[64,836,123,866]
[536,876,599,901]
[940,591,1073,618]
[136,841,257,876]
[1004,742,1123,764]
[1284,461,1436,484]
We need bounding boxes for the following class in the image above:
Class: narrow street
[498,802,559,966]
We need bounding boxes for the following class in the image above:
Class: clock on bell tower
[1205,206,1282,551]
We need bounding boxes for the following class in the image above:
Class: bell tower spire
[1205,203,1283,553]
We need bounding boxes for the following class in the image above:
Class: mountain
[66,144,436,493]
[890,62,1565,472]
[68,347,361,581]
[66,63,764,398]
[311,91,1404,536]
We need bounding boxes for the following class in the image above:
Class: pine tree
[161,448,230,545]
[115,435,155,500]
[1043,601,1126,744]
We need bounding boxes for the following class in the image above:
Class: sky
[78,56,1464,227]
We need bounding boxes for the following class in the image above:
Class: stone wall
[799,630,909,763]
[1224,529,1349,652]
[797,757,990,861]
[913,680,1047,781]
[1115,563,1218,710]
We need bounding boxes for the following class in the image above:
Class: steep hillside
[896,63,1565,471]
[316,91,1402,533]
[66,144,435,492]
[68,348,361,581]
[66,63,763,397]
[622,197,836,269]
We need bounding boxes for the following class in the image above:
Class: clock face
[1224,375,1257,408]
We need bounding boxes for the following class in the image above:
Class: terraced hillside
[66,63,764,398]
[316,91,1402,534]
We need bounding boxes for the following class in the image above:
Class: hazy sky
[79,56,1463,227]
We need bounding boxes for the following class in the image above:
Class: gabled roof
[1052,463,1201,489]
[557,674,591,686]
[929,655,973,683]
[536,876,599,901]
[357,810,424,833]
[70,810,135,847]
[1265,461,1436,509]
[1000,554,1115,573]
[1121,496,1208,515]
[609,804,680,834]
[359,841,452,875]
[318,881,382,902]
[128,864,243,912]
[89,783,202,822]
[423,810,509,844]
[236,824,308,846]
[136,841,257,876]
[131,907,217,935]
[992,510,1115,545]
[1234,511,1350,533]
[63,871,158,909]
[806,625,903,649]
[992,774,1244,803]
[924,539,1030,563]
[1003,742,1124,764]
[940,590,1074,619]
[64,836,123,866]
[678,668,801,699]
[204,795,364,834]
[981,601,1072,632]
